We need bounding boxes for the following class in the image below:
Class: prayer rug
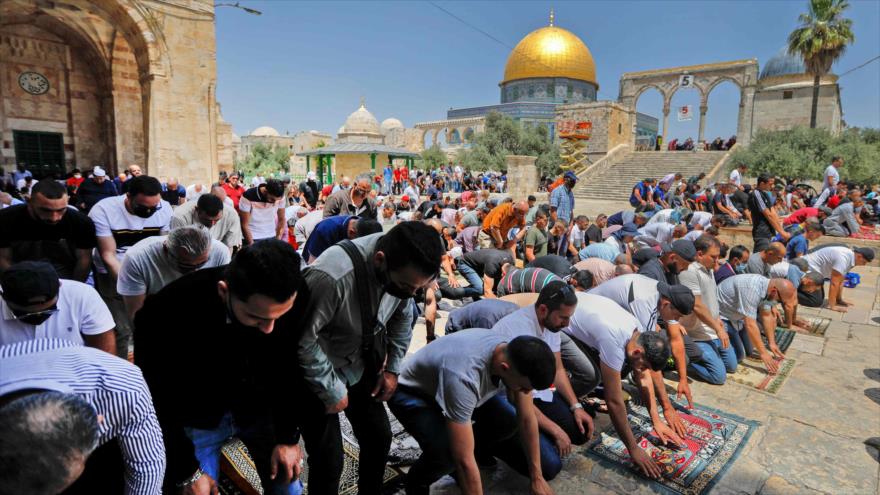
[765,327,797,353]
[729,357,796,394]
[585,402,758,495]
[217,405,415,495]
[803,316,832,336]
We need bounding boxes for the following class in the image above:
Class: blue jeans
[185,413,303,495]
[456,260,484,296]
[687,339,738,385]
[725,320,754,362]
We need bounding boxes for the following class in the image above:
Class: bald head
[514,200,529,213]
[765,242,786,265]
[768,278,796,303]
[614,264,634,276]
[423,218,444,234]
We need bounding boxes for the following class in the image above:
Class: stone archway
[619,59,759,146]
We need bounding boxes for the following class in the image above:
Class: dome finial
[549,7,554,26]
[360,96,365,108]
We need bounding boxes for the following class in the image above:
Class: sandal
[582,397,608,416]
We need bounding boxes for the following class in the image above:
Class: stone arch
[633,84,669,110]
[463,127,475,143]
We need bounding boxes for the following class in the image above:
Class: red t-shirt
[222,183,244,208]
[783,207,819,226]
[66,176,84,189]
[393,168,402,182]
[400,168,409,181]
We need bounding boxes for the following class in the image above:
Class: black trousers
[300,376,392,495]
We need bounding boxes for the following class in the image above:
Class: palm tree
[788,0,855,128]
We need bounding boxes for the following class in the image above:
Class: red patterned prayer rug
[586,402,758,495]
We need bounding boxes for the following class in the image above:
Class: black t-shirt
[460,249,513,279]
[0,204,97,278]
[527,254,573,278]
[747,189,775,239]
[585,224,603,244]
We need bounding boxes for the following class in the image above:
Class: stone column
[737,86,757,147]
[661,103,670,150]
[505,155,538,200]
[698,103,708,144]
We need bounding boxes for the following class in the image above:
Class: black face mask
[131,204,158,218]
[665,261,680,275]
[376,264,415,300]
[12,305,58,326]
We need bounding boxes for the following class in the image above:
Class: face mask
[665,261,680,275]
[735,264,747,274]
[131,203,157,218]
[73,174,82,179]
[376,263,415,300]
[12,306,58,326]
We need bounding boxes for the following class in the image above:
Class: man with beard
[490,281,590,481]
[0,180,96,281]
[135,240,306,495]
[90,176,171,358]
[296,222,444,494]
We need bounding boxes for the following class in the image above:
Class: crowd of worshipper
[0,155,877,495]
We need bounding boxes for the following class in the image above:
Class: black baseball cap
[662,239,697,262]
[658,283,695,315]
[855,247,875,262]
[0,261,60,306]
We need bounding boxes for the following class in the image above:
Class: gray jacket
[298,233,412,406]
[322,189,377,220]
[823,203,860,237]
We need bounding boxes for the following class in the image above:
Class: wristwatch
[570,402,584,412]
[177,468,204,488]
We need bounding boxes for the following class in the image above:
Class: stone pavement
[407,265,880,494]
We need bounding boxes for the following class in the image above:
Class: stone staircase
[573,151,729,201]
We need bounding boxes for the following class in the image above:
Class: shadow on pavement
[866,369,880,382]
[866,388,880,406]
[866,437,880,464]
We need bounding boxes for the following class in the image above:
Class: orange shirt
[482,203,524,238]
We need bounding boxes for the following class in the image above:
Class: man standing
[823,156,843,192]
[389,332,556,495]
[0,180,95,281]
[748,174,789,251]
[491,282,592,480]
[90,175,171,358]
[0,339,166,494]
[171,192,243,252]
[117,225,231,319]
[297,223,443,494]
[480,200,529,250]
[550,171,577,225]
[135,240,306,495]
[299,171,320,210]
[239,179,286,245]
[0,262,115,354]
[729,163,747,189]
[383,163,393,195]
[323,173,377,220]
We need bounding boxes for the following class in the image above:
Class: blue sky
[216,1,880,142]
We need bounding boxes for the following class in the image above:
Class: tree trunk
[810,74,820,128]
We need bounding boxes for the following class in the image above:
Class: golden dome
[502,22,597,85]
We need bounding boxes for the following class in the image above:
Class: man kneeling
[389,333,556,495]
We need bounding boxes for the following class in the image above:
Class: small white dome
[337,125,346,135]
[342,103,381,135]
[251,126,280,137]
[381,118,404,133]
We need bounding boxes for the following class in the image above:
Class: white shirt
[802,246,854,279]
[0,280,114,346]
[251,175,265,187]
[186,184,207,201]
[294,209,324,247]
[648,209,676,225]
[823,165,839,191]
[117,236,230,296]
[689,211,713,228]
[89,195,173,273]
[238,190,284,240]
[570,224,586,248]
[564,293,640,372]
[492,304,561,401]
[588,274,664,331]
[639,222,675,244]
[729,169,742,187]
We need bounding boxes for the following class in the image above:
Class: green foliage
[235,142,290,178]
[458,112,561,177]
[420,145,447,170]
[729,127,880,184]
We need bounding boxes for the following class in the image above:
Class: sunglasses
[10,306,59,321]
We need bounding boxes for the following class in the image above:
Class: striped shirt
[496,267,561,296]
[717,274,770,323]
[0,339,166,494]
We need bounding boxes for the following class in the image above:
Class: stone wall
[505,155,538,200]
[333,153,386,182]
[753,83,841,136]
[555,101,633,155]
